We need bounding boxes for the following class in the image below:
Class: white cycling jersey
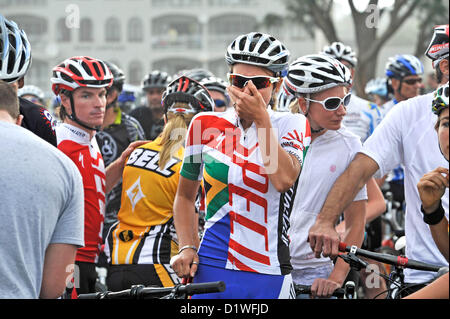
[289,127,368,284]
[361,92,449,283]
[342,94,382,143]
[180,108,311,276]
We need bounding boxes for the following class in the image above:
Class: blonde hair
[158,103,194,169]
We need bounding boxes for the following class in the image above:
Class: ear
[18,77,25,89]
[59,94,72,115]
[439,59,449,78]
[15,114,24,126]
[297,96,308,115]
[390,78,400,91]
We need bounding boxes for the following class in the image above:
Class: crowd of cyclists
[0,11,448,299]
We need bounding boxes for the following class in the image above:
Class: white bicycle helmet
[365,77,388,98]
[276,85,295,112]
[18,85,45,100]
[225,32,290,75]
[284,54,352,95]
[322,42,358,68]
[0,14,32,83]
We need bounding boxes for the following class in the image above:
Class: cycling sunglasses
[227,73,280,90]
[305,93,352,111]
[402,78,422,85]
[214,99,227,107]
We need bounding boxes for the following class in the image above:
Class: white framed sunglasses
[304,93,352,111]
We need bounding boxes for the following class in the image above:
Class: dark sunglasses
[227,73,280,90]
[402,78,422,85]
[214,99,227,107]
[305,93,352,111]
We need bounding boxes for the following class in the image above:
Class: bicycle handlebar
[294,284,345,298]
[77,281,225,299]
[338,242,443,272]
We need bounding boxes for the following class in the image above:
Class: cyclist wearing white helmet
[321,42,382,143]
[18,85,46,107]
[284,54,384,298]
[308,25,449,296]
[0,14,57,146]
[129,70,172,140]
[200,75,231,112]
[52,56,146,295]
[171,32,310,299]
[365,77,389,107]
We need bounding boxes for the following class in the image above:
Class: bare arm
[404,272,449,299]
[105,140,149,193]
[311,200,367,298]
[309,153,379,258]
[171,176,201,278]
[40,243,78,299]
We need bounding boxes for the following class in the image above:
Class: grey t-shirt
[0,122,84,299]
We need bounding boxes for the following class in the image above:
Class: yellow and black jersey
[105,137,182,269]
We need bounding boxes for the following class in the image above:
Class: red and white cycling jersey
[56,123,106,263]
[181,108,311,275]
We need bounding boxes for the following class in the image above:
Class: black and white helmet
[322,42,358,68]
[225,32,290,75]
[0,14,32,83]
[142,70,172,90]
[284,54,352,95]
[200,76,228,96]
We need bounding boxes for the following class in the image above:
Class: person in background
[129,71,172,140]
[18,85,47,107]
[0,80,84,299]
[200,76,231,112]
[365,77,390,108]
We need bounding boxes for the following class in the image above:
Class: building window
[56,17,71,42]
[105,17,121,42]
[26,59,49,90]
[128,17,143,42]
[129,60,143,85]
[152,15,202,49]
[79,18,93,42]
[153,58,202,77]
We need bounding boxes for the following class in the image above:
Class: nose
[336,102,347,116]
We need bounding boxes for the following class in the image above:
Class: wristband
[178,245,198,254]
[421,200,445,225]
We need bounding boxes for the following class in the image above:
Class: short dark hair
[0,80,20,119]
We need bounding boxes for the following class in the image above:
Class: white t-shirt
[342,94,382,143]
[361,92,449,283]
[289,127,368,280]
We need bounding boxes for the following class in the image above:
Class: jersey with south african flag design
[180,108,311,275]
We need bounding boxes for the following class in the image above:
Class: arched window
[129,60,143,85]
[128,17,143,42]
[79,18,93,42]
[55,18,71,42]
[105,17,121,42]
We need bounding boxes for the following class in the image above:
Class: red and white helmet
[51,56,113,95]
[425,24,449,68]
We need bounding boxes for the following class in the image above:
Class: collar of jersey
[60,123,93,143]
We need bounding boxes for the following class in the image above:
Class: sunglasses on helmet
[305,93,352,111]
[227,73,280,90]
